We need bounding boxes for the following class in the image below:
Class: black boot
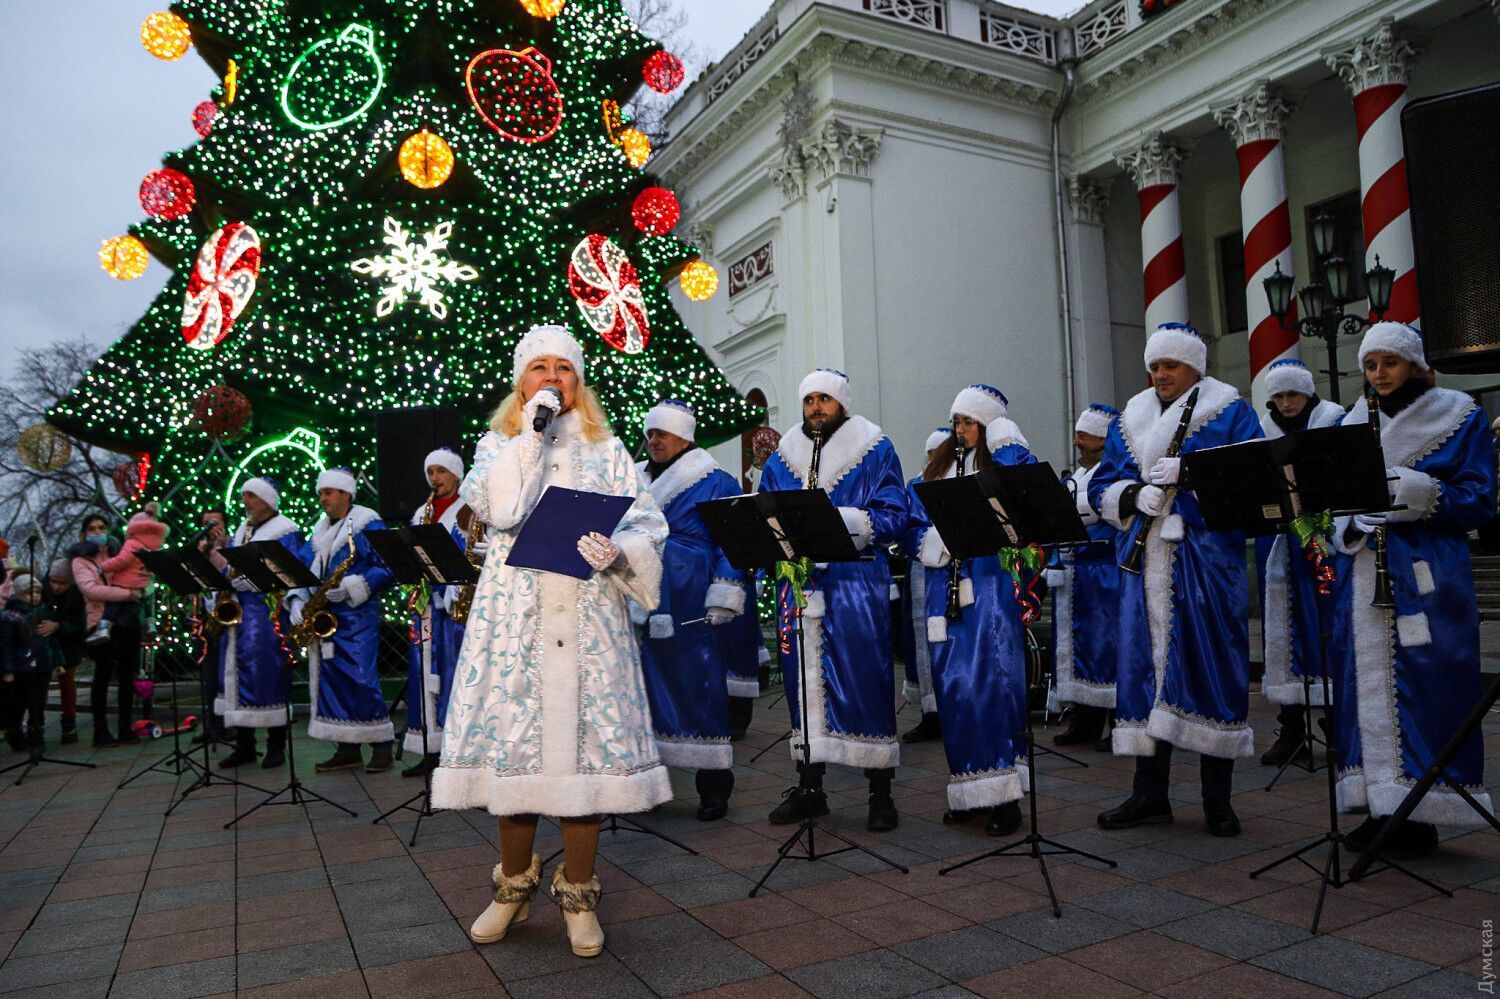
[60,717,78,745]
[1203,798,1242,837]
[695,768,735,821]
[1259,705,1311,767]
[1053,705,1105,747]
[26,726,45,763]
[727,697,753,740]
[985,801,1023,837]
[1098,795,1174,829]
[865,768,899,832]
[942,808,981,825]
[217,729,259,769]
[366,742,394,773]
[314,743,364,772]
[1381,818,1439,860]
[901,712,942,744]
[768,762,828,825]
[5,728,25,752]
[1094,712,1115,754]
[261,726,287,769]
[1346,815,1385,852]
[402,753,439,779]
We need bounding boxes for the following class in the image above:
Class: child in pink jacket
[90,506,168,643]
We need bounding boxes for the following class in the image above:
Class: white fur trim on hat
[798,369,852,414]
[925,427,951,453]
[316,468,357,496]
[1075,404,1116,439]
[950,385,1008,428]
[242,477,280,510]
[1359,321,1428,372]
[424,448,464,481]
[1144,323,1208,375]
[512,324,587,384]
[1264,360,1316,398]
[644,400,697,443]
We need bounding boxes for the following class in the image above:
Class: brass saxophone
[290,532,356,648]
[212,522,250,629]
[450,505,486,626]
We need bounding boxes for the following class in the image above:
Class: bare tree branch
[623,0,702,143]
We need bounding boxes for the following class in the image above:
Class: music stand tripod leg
[225,702,356,829]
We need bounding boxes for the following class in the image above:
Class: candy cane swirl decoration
[567,235,650,354]
[182,222,262,350]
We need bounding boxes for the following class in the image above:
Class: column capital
[800,119,884,182]
[1114,132,1184,189]
[1067,174,1110,225]
[1325,18,1417,93]
[1213,82,1294,146]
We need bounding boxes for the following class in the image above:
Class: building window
[1217,231,1247,335]
[1305,191,1367,301]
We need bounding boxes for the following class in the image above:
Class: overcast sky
[0,0,1079,374]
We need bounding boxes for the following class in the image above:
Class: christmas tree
[51,0,757,530]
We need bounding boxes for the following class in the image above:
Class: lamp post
[1262,212,1395,405]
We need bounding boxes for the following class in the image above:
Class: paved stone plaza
[0,692,1495,998]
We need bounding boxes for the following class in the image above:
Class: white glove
[1148,457,1182,486]
[1352,512,1387,535]
[231,576,255,593]
[705,606,736,626]
[1135,485,1169,518]
[325,585,348,604]
[521,391,562,435]
[577,532,622,572]
[288,602,305,626]
[469,540,490,559]
[1044,569,1066,587]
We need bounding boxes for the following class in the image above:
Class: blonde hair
[490,382,614,443]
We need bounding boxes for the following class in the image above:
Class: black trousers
[1132,741,1234,803]
[199,634,227,739]
[91,617,141,736]
[8,670,48,733]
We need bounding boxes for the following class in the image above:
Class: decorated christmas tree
[52,0,756,530]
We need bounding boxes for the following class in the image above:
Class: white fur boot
[469,853,539,944]
[550,865,604,958]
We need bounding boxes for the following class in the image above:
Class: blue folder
[506,486,636,580]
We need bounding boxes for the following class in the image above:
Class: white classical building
[659,0,1500,476]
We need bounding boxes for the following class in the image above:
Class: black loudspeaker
[1402,83,1500,374]
[374,407,465,524]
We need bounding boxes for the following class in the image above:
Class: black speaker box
[1402,83,1500,373]
[374,407,465,523]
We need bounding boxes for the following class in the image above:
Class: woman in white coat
[432,325,670,958]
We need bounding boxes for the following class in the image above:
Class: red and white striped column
[1327,19,1420,326]
[1215,83,1299,408]
[1116,134,1187,334]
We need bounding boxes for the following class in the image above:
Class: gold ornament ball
[519,0,567,18]
[399,130,455,189]
[17,424,72,473]
[141,11,192,61]
[680,261,719,302]
[100,235,149,280]
[619,128,652,169]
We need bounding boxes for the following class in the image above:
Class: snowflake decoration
[351,217,479,320]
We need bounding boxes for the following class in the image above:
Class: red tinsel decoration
[192,100,219,137]
[139,168,196,221]
[630,186,681,235]
[643,50,685,94]
[192,384,253,440]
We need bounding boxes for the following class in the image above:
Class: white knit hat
[644,399,696,442]
[924,426,952,453]
[1075,402,1119,439]
[950,385,1008,428]
[512,324,586,384]
[1358,321,1428,372]
[1144,322,1208,375]
[1264,358,1316,398]
[423,448,464,480]
[798,369,852,414]
[241,476,280,510]
[316,467,357,496]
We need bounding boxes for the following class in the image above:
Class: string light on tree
[631,187,680,235]
[139,168,196,220]
[351,217,479,320]
[398,130,455,189]
[182,222,262,350]
[679,260,720,302]
[100,235,149,280]
[222,59,239,106]
[643,51,685,94]
[519,0,567,18]
[466,47,563,144]
[619,128,652,168]
[602,99,625,144]
[141,11,192,61]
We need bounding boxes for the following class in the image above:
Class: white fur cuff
[958,577,974,607]
[705,581,746,615]
[1160,513,1184,542]
[1396,612,1431,648]
[1387,466,1439,522]
[342,574,371,608]
[1100,480,1134,531]
[1412,561,1435,596]
[918,527,950,568]
[648,614,675,640]
[804,591,826,619]
[985,417,1029,453]
[629,600,648,626]
[926,616,948,643]
[839,507,874,551]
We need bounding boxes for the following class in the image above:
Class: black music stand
[1188,427,1450,933]
[701,490,910,896]
[925,463,1115,916]
[365,525,478,845]
[220,541,349,828]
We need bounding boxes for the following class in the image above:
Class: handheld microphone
[533,387,563,432]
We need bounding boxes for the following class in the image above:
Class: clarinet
[808,424,824,490]
[946,419,968,621]
[1121,385,1199,574]
[1365,385,1397,609]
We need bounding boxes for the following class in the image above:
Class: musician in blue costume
[899,428,952,745]
[760,369,909,832]
[1332,323,1494,859]
[634,400,748,821]
[1256,359,1349,768]
[1047,403,1121,751]
[907,386,1035,837]
[209,477,299,770]
[402,448,469,780]
[721,572,765,739]
[1090,323,1263,837]
[288,468,397,773]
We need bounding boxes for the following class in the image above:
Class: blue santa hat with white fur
[644,399,697,442]
[1144,322,1208,375]
[1358,321,1428,372]
[950,384,1008,428]
[1264,358,1317,398]
[241,476,280,511]
[1074,403,1119,439]
[798,368,852,414]
[925,426,952,452]
[316,467,357,496]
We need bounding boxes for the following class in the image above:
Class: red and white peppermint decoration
[182,222,262,350]
[567,235,650,354]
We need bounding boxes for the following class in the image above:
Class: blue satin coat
[1052,464,1121,709]
[898,475,932,712]
[403,520,467,755]
[760,424,908,769]
[719,585,764,698]
[1090,383,1263,760]
[216,517,300,729]
[906,443,1033,809]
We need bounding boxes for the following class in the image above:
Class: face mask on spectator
[86,532,107,545]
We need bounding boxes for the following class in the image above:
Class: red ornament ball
[139,168,196,221]
[643,50,685,94]
[748,427,782,470]
[192,385,252,441]
[192,100,219,137]
[111,457,149,500]
[465,46,563,144]
[630,187,681,236]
